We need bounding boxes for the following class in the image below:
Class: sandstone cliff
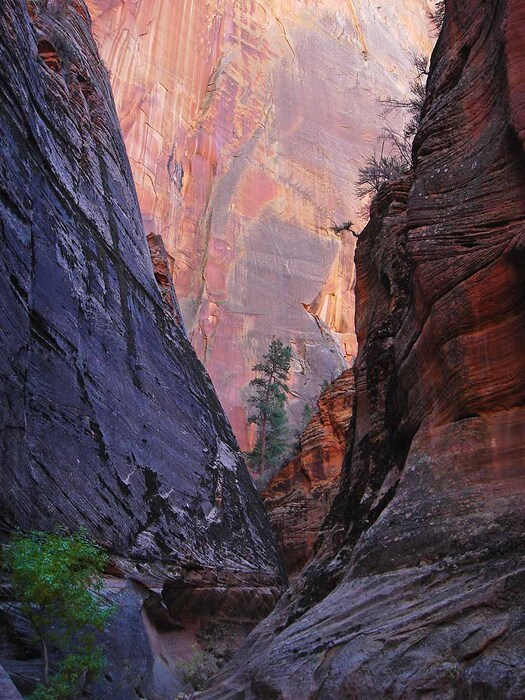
[0,0,283,695]
[263,369,355,577]
[202,0,525,696]
[86,0,434,450]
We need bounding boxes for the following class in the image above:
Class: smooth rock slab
[0,0,282,588]
[0,664,22,700]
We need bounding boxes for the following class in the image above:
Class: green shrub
[4,528,112,699]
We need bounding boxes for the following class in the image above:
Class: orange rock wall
[263,369,355,575]
[86,0,434,448]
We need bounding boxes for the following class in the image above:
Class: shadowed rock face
[262,369,355,577]
[0,0,283,693]
[201,1,525,696]
[85,0,434,450]
[0,664,22,700]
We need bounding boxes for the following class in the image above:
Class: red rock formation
[146,232,186,328]
[262,369,355,576]
[86,0,434,450]
[202,1,525,696]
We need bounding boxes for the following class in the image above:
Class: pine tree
[247,338,292,472]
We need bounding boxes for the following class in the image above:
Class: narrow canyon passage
[86,0,434,452]
[1,1,524,699]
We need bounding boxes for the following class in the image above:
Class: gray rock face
[0,664,22,700]
[202,0,525,696]
[0,0,282,583]
[0,0,283,693]
[90,579,186,700]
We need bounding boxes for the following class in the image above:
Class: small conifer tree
[247,338,292,472]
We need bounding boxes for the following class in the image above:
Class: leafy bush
[301,403,314,430]
[4,528,112,699]
[29,651,106,700]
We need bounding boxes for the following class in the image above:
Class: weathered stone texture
[0,664,22,700]
[146,232,186,329]
[202,1,525,696]
[262,369,355,577]
[86,0,434,450]
[0,0,283,694]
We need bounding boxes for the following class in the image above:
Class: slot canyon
[1,1,524,698]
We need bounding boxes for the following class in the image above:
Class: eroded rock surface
[202,1,525,696]
[0,664,22,700]
[146,232,186,329]
[0,0,283,694]
[262,369,355,577]
[86,0,434,449]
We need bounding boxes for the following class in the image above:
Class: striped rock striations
[262,369,355,577]
[0,664,21,700]
[202,0,525,697]
[86,0,434,449]
[0,0,283,696]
